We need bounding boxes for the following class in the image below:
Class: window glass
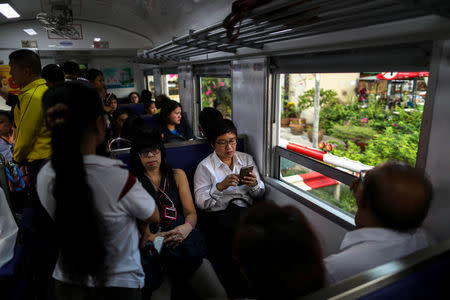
[164,74,179,101]
[146,75,155,98]
[200,77,232,119]
[280,157,356,214]
[278,72,427,167]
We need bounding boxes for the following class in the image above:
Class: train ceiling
[137,0,450,63]
[0,0,232,47]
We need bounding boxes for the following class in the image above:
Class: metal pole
[313,74,321,148]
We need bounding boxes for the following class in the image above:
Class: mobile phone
[238,166,254,185]
[154,236,164,254]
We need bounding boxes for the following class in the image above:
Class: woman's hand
[241,171,258,187]
[217,174,240,191]
[161,223,193,248]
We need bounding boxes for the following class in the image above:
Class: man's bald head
[362,162,432,232]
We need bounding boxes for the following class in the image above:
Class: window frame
[197,75,233,120]
[266,43,433,227]
[271,146,356,230]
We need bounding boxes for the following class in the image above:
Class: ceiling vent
[36,3,80,39]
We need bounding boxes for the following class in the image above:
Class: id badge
[164,206,177,220]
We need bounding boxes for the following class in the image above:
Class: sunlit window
[200,77,232,119]
[277,72,428,214]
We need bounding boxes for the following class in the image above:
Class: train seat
[304,239,450,299]
[141,115,160,128]
[117,97,129,104]
[119,103,145,115]
[114,138,245,184]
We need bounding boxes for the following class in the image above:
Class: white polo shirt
[324,227,431,284]
[194,151,265,212]
[37,155,156,288]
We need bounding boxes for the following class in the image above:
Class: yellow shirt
[13,78,51,163]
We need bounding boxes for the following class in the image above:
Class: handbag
[141,241,164,294]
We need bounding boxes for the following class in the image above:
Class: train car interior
[1,0,450,299]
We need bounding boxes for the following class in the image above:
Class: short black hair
[41,64,64,84]
[155,94,171,109]
[86,69,103,82]
[61,61,80,76]
[141,90,152,102]
[199,107,223,135]
[0,110,12,123]
[362,162,433,232]
[207,118,237,144]
[9,49,41,75]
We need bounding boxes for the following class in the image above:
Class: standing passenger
[41,64,65,88]
[37,82,160,299]
[9,49,51,185]
[86,69,107,102]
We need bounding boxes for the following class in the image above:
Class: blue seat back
[141,115,160,129]
[115,138,245,185]
[119,103,144,115]
[359,251,450,300]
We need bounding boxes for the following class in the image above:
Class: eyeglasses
[216,138,237,147]
[139,148,160,158]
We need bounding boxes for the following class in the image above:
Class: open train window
[200,77,232,119]
[274,71,428,216]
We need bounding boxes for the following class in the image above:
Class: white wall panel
[232,58,267,171]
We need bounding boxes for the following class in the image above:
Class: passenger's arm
[14,94,44,163]
[194,163,222,210]
[162,169,196,247]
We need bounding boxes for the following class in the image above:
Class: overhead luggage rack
[136,0,450,63]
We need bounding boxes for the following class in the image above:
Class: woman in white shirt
[193,118,264,298]
[37,82,159,300]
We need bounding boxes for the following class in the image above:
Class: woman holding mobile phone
[130,129,225,299]
[193,118,265,298]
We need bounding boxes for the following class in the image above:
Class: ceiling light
[94,37,101,42]
[23,28,37,35]
[0,3,20,19]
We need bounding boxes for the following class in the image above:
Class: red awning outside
[376,72,429,80]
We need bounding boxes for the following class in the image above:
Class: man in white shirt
[325,162,433,284]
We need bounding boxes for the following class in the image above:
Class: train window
[200,77,232,119]
[163,74,179,101]
[275,72,428,215]
[280,156,356,215]
[145,75,155,98]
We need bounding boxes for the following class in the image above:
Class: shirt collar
[340,227,419,250]
[19,78,47,94]
[212,151,244,169]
